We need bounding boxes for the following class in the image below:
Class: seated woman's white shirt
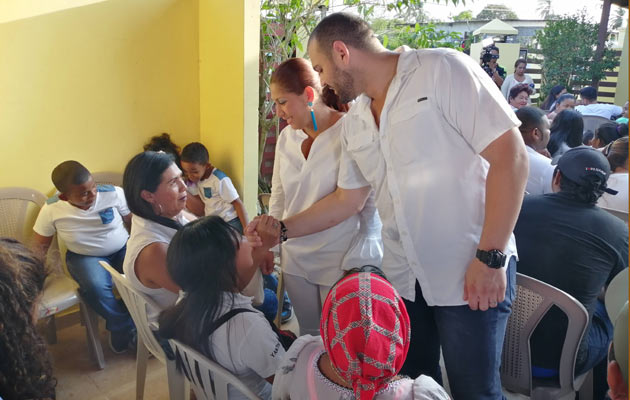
[210,292,284,400]
[525,146,555,195]
[598,173,628,212]
[272,335,450,400]
[269,118,383,286]
[123,214,187,322]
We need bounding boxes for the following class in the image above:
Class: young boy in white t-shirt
[32,161,135,353]
[180,142,248,233]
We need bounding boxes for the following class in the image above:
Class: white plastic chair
[92,171,123,187]
[501,273,591,400]
[601,207,628,224]
[99,260,186,400]
[168,338,261,400]
[0,186,106,369]
[582,115,612,138]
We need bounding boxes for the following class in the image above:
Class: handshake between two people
[245,215,283,275]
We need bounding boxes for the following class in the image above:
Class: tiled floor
[48,311,528,399]
[48,312,171,400]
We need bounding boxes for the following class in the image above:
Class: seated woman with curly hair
[508,83,533,112]
[0,238,56,400]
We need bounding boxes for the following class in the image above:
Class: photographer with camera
[480,45,505,88]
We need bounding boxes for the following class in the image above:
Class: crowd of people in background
[1,12,628,400]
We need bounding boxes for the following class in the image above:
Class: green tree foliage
[475,4,518,20]
[612,7,625,30]
[534,10,619,97]
[375,21,462,50]
[452,10,473,21]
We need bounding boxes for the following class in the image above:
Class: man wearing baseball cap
[514,147,628,399]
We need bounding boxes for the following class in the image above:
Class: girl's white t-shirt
[272,335,450,400]
[209,293,285,400]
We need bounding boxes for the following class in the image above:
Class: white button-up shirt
[337,48,521,305]
[525,145,555,195]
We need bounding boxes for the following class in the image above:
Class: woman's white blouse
[269,116,383,286]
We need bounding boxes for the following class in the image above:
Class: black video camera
[480,46,499,77]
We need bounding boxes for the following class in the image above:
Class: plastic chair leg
[80,300,105,370]
[43,315,58,344]
[166,358,188,400]
[578,370,593,400]
[136,337,149,400]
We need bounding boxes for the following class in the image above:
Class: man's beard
[331,66,358,104]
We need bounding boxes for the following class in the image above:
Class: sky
[327,0,625,24]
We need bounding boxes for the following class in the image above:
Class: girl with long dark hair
[159,216,283,400]
[547,109,585,165]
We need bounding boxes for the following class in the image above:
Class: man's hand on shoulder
[463,258,506,311]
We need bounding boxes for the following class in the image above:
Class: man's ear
[140,189,154,204]
[551,170,562,191]
[332,40,351,66]
[58,193,68,201]
[532,127,542,142]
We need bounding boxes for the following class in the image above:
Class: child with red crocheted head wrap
[320,269,411,400]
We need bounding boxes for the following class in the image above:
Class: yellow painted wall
[0,0,200,195]
[199,0,259,217]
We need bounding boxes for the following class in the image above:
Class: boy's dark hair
[580,86,597,101]
[516,106,546,134]
[595,122,623,146]
[51,161,91,193]
[143,133,182,168]
[181,142,209,165]
[308,12,377,57]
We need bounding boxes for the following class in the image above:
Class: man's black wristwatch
[279,220,288,242]
[476,249,506,269]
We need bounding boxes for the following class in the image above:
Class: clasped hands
[245,215,282,275]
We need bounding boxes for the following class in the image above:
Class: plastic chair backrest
[168,339,261,400]
[92,171,123,187]
[501,273,589,397]
[99,260,167,364]
[582,115,611,137]
[0,187,46,243]
[601,207,629,224]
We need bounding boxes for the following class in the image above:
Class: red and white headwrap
[320,271,411,400]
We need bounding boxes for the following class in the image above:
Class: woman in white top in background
[598,137,629,213]
[122,151,195,322]
[501,58,535,101]
[267,58,382,336]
